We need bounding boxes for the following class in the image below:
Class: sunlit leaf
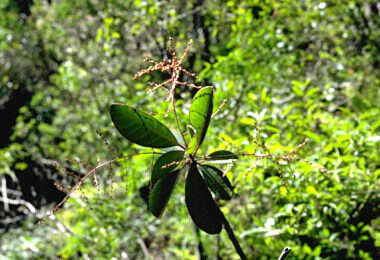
[110,104,179,148]
[185,162,222,234]
[149,170,180,217]
[188,87,214,154]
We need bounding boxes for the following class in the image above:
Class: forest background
[0,0,379,259]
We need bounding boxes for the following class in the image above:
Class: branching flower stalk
[51,151,164,213]
[133,38,249,259]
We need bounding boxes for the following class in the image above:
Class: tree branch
[1,177,9,211]
[0,195,36,213]
[278,247,291,260]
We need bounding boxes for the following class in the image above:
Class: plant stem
[219,209,247,260]
[54,158,118,212]
[194,225,207,260]
[170,64,187,149]
[172,101,187,149]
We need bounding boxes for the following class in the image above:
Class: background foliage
[0,0,379,259]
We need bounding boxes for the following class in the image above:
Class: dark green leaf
[148,170,180,217]
[198,164,233,200]
[151,151,184,185]
[207,150,238,164]
[185,162,222,234]
[188,87,214,154]
[139,183,150,207]
[110,104,179,148]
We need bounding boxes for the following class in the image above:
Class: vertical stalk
[194,225,208,260]
[218,209,247,260]
[170,69,187,148]
[172,102,187,147]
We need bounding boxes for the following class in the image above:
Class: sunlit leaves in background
[0,0,379,259]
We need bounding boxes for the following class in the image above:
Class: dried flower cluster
[134,37,202,111]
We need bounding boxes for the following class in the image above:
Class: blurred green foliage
[0,0,379,259]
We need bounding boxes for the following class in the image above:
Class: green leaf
[139,183,150,206]
[188,87,214,154]
[185,162,222,234]
[151,151,184,185]
[148,170,180,217]
[207,150,238,164]
[198,165,233,200]
[110,104,179,148]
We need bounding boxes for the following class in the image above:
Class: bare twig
[212,99,227,118]
[96,129,122,158]
[137,238,151,259]
[0,195,36,213]
[0,216,24,225]
[278,247,291,260]
[53,159,118,212]
[4,188,22,196]
[20,237,39,253]
[52,152,165,214]
[169,6,203,22]
[1,177,9,211]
